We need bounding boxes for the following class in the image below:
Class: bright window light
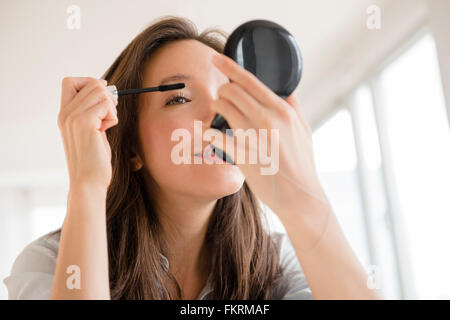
[378,33,450,299]
[313,109,371,269]
[30,205,65,240]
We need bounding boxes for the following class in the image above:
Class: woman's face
[136,39,245,200]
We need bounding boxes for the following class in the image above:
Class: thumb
[284,90,300,109]
[285,91,308,128]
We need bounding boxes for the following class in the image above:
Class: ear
[130,151,144,171]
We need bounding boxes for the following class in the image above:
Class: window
[351,86,400,299]
[313,31,450,299]
[374,33,450,299]
[0,185,67,300]
[31,205,66,240]
[313,109,372,270]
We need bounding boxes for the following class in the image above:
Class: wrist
[69,180,109,196]
[67,182,108,217]
[277,191,333,252]
[274,182,330,220]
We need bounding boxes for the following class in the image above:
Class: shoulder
[269,231,313,300]
[10,231,60,274]
[3,230,60,299]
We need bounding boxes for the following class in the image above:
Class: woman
[4,16,380,300]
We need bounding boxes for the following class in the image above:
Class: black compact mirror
[211,19,303,134]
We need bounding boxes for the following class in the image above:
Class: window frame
[311,26,444,299]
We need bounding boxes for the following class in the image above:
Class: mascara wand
[106,83,185,99]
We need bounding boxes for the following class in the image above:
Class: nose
[204,107,217,129]
[199,88,220,130]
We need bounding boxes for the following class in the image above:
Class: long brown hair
[58,15,285,299]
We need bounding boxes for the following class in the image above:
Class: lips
[194,144,226,164]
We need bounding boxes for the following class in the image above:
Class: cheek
[140,117,198,192]
[140,120,183,171]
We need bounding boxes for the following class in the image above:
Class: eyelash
[165,92,191,106]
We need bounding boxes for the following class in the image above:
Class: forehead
[142,39,226,86]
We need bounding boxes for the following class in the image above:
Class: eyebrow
[158,73,191,86]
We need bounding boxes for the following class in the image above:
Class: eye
[165,92,191,106]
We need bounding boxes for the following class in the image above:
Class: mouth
[194,144,227,164]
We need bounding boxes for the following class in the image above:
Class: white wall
[0,0,384,178]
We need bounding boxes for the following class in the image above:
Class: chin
[192,164,245,198]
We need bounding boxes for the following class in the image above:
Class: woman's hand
[210,54,382,300]
[209,54,329,216]
[58,77,118,190]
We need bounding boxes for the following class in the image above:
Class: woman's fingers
[99,99,119,132]
[60,77,96,107]
[70,78,108,108]
[59,78,113,123]
[217,82,265,119]
[71,83,117,119]
[284,91,312,135]
[84,96,118,132]
[212,53,285,112]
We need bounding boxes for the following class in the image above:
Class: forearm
[50,184,110,299]
[278,193,382,300]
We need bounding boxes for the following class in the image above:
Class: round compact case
[210,19,303,134]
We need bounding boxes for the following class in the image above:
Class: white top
[3,230,313,300]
